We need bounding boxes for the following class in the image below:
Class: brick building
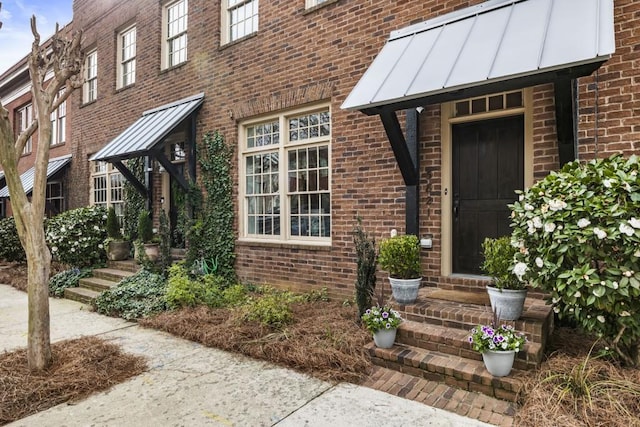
[9,0,630,299]
[0,32,74,218]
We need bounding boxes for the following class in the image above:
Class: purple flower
[365,309,371,315]
[382,311,389,319]
[493,335,505,343]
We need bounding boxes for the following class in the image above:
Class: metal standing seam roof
[89,93,205,162]
[341,0,615,112]
[0,154,72,198]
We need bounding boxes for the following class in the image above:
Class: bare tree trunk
[26,226,52,369]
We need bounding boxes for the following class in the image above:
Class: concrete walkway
[1,284,491,427]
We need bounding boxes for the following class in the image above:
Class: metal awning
[342,0,615,114]
[0,154,72,198]
[90,93,204,162]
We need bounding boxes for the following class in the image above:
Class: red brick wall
[69,0,639,299]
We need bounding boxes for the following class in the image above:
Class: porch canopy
[0,154,72,198]
[90,93,204,196]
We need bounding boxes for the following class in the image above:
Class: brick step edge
[397,320,543,370]
[92,268,136,282]
[78,277,119,293]
[64,287,100,305]
[365,341,524,402]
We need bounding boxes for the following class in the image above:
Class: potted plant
[361,305,403,348]
[135,211,159,263]
[468,322,527,377]
[481,236,528,320]
[104,207,129,261]
[378,234,422,304]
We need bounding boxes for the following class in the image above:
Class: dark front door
[452,115,524,275]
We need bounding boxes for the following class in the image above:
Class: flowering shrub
[0,217,26,262]
[46,206,108,267]
[361,305,402,333]
[468,324,527,353]
[510,155,640,366]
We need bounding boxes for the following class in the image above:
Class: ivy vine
[122,157,146,241]
[186,131,236,283]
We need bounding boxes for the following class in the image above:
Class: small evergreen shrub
[0,217,25,262]
[49,268,92,297]
[46,206,107,267]
[378,234,422,279]
[353,219,377,317]
[137,211,154,243]
[221,284,248,307]
[481,236,523,290]
[94,269,168,320]
[106,207,122,239]
[244,292,293,329]
[165,263,232,308]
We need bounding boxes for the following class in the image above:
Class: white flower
[535,257,544,268]
[98,244,104,249]
[541,204,549,214]
[519,195,525,201]
[574,291,581,298]
[577,218,591,228]
[548,199,567,211]
[625,182,632,192]
[527,226,536,235]
[620,223,635,236]
[634,250,640,258]
[597,315,605,323]
[630,218,640,229]
[533,217,543,229]
[620,311,631,317]
[553,307,560,313]
[51,246,58,252]
[603,179,614,188]
[593,227,607,239]
[612,281,619,289]
[513,262,528,280]
[544,222,556,233]
[624,270,634,277]
[93,225,100,231]
[60,227,66,233]
[524,203,534,211]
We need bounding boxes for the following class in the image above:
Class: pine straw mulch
[0,336,147,426]
[0,261,68,292]
[139,301,372,383]
[515,327,640,427]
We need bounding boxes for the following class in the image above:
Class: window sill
[237,238,332,251]
[115,83,135,94]
[80,99,97,109]
[303,0,340,15]
[160,61,188,75]
[219,32,258,51]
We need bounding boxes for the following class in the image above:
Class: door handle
[453,198,459,219]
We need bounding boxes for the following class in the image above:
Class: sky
[0,0,73,74]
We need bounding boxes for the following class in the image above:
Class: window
[0,198,5,218]
[50,90,66,146]
[46,181,64,215]
[117,26,136,88]
[91,161,124,221]
[240,105,331,243]
[222,0,258,44]
[83,49,97,103]
[163,0,188,68]
[454,90,523,117]
[16,104,33,155]
[306,0,328,8]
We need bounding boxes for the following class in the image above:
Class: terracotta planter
[144,243,160,262]
[107,240,130,261]
[486,286,527,321]
[482,350,516,377]
[373,328,397,348]
[389,277,421,304]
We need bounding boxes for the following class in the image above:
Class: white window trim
[46,181,65,213]
[50,90,66,146]
[305,0,329,9]
[17,103,33,155]
[83,49,98,103]
[162,0,188,69]
[238,103,332,246]
[220,0,259,46]
[117,25,136,89]
[90,161,125,221]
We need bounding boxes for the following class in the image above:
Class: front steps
[369,286,554,403]
[64,262,138,305]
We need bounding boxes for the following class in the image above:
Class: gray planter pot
[373,328,397,348]
[107,240,130,261]
[482,350,516,377]
[486,286,528,321]
[389,277,421,305]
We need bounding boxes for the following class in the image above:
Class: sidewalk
[1,284,491,427]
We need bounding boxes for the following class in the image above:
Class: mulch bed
[0,261,68,292]
[0,336,147,426]
[139,302,372,383]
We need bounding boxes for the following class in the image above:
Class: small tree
[0,5,83,370]
[137,211,154,243]
[353,218,376,317]
[106,207,122,240]
[510,155,640,366]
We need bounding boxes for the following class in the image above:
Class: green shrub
[49,268,92,297]
[137,211,154,243]
[353,219,377,316]
[244,292,293,329]
[0,217,25,262]
[510,154,640,366]
[222,284,248,307]
[378,234,421,279]
[106,206,122,239]
[94,269,168,320]
[481,236,523,290]
[46,206,107,267]
[165,263,231,308]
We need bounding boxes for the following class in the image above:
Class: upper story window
[222,0,258,45]
[239,105,331,244]
[83,49,97,103]
[50,90,66,146]
[163,0,188,68]
[306,0,328,8]
[16,103,33,155]
[117,26,136,88]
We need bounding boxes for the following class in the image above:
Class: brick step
[106,260,140,273]
[365,341,524,402]
[397,320,543,370]
[428,279,548,300]
[64,287,101,305]
[395,288,554,347]
[78,276,119,293]
[92,267,136,282]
